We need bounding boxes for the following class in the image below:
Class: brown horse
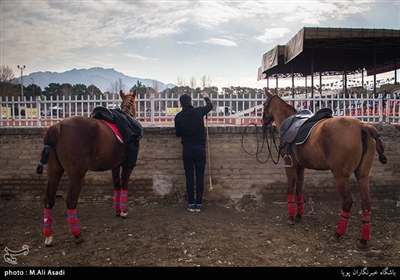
[36,90,141,246]
[261,88,387,249]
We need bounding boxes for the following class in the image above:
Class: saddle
[279,107,333,167]
[280,109,314,143]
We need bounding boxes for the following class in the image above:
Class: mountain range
[14,67,175,93]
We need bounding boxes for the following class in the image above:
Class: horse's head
[261,87,276,129]
[120,89,137,118]
[261,87,296,131]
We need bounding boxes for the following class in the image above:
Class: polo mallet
[205,113,213,190]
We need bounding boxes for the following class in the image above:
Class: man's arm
[202,92,213,114]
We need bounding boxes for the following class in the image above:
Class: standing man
[174,92,213,212]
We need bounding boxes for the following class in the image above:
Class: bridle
[261,94,278,129]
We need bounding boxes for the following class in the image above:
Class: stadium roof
[258,27,400,81]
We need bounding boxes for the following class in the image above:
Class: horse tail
[361,123,387,164]
[36,125,60,174]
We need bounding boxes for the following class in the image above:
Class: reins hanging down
[240,122,281,164]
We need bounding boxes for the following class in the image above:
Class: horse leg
[330,176,353,243]
[354,165,373,249]
[43,165,64,246]
[119,167,133,219]
[116,140,139,218]
[285,167,297,225]
[294,167,305,222]
[111,166,122,217]
[65,177,85,243]
[356,174,371,249]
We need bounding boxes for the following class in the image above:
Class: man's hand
[203,92,209,98]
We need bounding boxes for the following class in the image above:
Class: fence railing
[1,93,399,127]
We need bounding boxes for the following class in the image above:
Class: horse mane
[119,90,137,118]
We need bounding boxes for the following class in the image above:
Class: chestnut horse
[261,88,387,249]
[36,90,140,246]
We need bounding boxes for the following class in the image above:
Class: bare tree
[176,77,186,87]
[206,76,212,87]
[1,65,15,82]
[152,80,162,96]
[201,75,206,89]
[189,77,197,89]
[107,78,126,97]
[200,75,212,89]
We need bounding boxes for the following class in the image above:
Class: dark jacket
[91,107,143,142]
[112,109,143,142]
[174,97,213,146]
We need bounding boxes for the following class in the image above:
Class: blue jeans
[182,144,206,205]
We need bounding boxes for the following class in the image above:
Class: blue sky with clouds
[1,0,399,90]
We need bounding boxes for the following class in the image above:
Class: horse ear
[264,87,271,98]
[274,88,279,96]
[132,89,137,98]
[119,90,125,99]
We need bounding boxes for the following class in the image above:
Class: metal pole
[17,65,26,98]
[150,93,155,126]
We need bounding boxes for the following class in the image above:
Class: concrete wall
[1,123,399,208]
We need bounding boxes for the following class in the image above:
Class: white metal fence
[1,93,399,127]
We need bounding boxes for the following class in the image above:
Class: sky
[1,0,399,90]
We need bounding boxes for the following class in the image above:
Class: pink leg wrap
[336,210,350,236]
[120,190,128,212]
[287,194,295,217]
[297,196,304,216]
[67,209,80,236]
[361,212,371,241]
[43,208,53,237]
[114,190,121,211]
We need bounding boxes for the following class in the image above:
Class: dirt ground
[0,197,399,271]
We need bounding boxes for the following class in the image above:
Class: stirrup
[283,154,293,167]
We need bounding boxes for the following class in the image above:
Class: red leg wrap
[43,208,53,237]
[67,209,80,236]
[287,194,295,217]
[120,190,128,212]
[336,210,350,236]
[361,212,371,241]
[297,196,304,216]
[114,190,121,211]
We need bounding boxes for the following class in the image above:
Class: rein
[264,124,281,164]
[241,93,285,164]
[241,122,281,164]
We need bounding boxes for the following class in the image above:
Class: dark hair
[179,94,192,108]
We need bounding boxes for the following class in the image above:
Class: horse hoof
[45,235,53,247]
[357,239,369,250]
[329,233,342,243]
[115,210,121,217]
[295,214,302,222]
[286,217,295,226]
[74,233,84,243]
[120,211,128,219]
[329,236,339,243]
